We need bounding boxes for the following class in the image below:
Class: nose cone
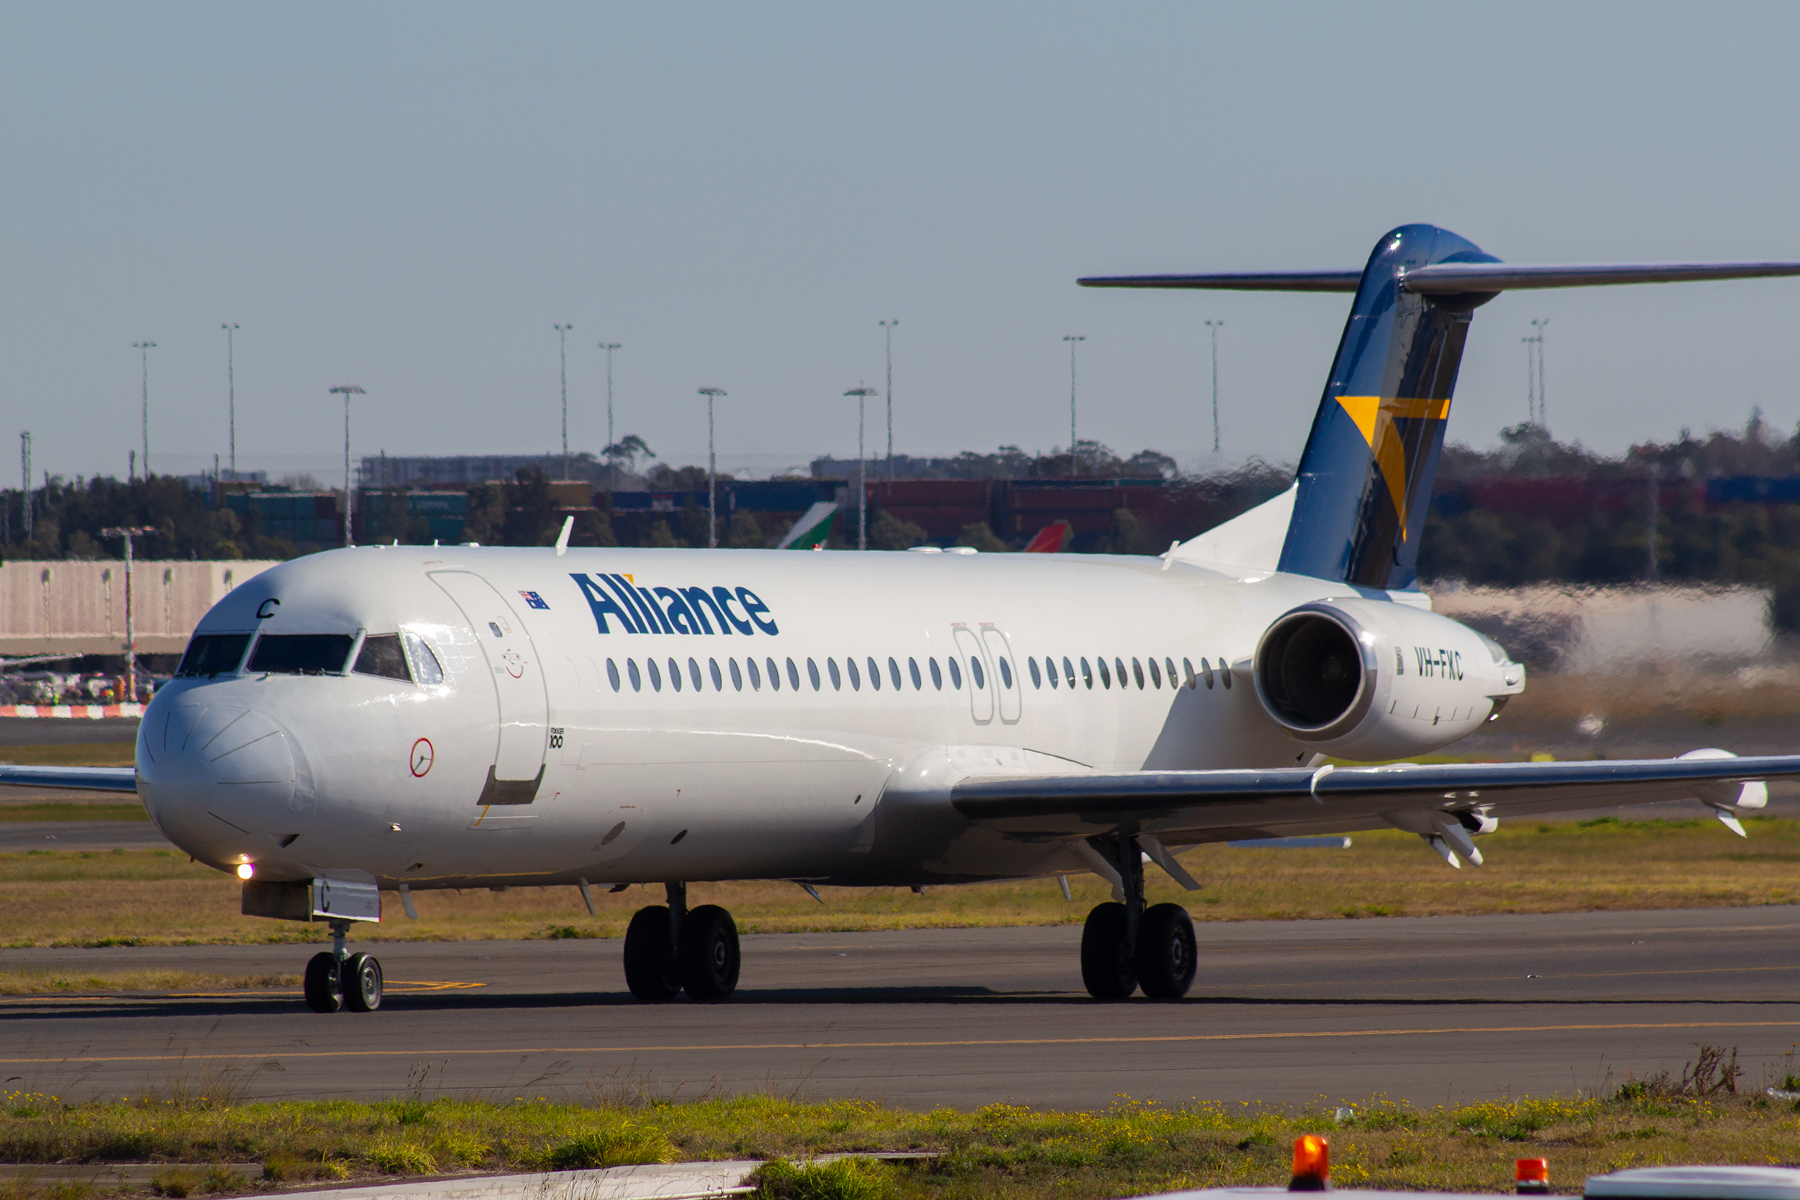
[139,698,306,851]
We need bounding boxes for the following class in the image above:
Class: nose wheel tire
[1079,902,1137,999]
[623,905,681,1000]
[677,905,741,1000]
[1136,903,1196,999]
[341,952,384,1012]
[303,952,343,1013]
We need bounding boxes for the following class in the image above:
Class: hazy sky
[5,3,1799,484]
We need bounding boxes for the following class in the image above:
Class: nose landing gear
[1078,834,1197,1001]
[302,920,385,1014]
[623,883,741,1001]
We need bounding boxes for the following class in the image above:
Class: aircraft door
[980,625,1022,724]
[952,625,994,724]
[430,571,549,801]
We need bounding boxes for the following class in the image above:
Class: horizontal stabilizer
[1078,271,1362,292]
[1403,260,1800,293]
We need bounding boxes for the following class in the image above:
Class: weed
[544,1126,674,1169]
[752,1158,898,1200]
[366,1137,436,1174]
[1616,1046,1741,1100]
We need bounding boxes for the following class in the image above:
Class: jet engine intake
[1252,598,1525,761]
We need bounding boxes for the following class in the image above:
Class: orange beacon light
[1289,1134,1330,1191]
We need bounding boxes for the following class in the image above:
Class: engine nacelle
[1252,597,1525,761]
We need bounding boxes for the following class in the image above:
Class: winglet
[554,515,574,556]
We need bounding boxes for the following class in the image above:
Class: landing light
[236,863,255,880]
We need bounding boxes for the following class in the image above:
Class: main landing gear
[1079,834,1196,1001]
[302,919,385,1014]
[623,883,741,1001]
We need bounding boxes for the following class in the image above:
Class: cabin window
[788,657,802,690]
[1147,658,1161,689]
[909,657,923,689]
[867,657,882,691]
[1219,655,1233,688]
[970,657,985,689]
[807,658,821,690]
[828,658,843,690]
[607,658,621,691]
[1064,657,1076,688]
[248,634,355,676]
[1115,658,1128,690]
[929,657,942,689]
[947,657,962,689]
[729,658,744,691]
[627,659,642,691]
[1028,658,1042,688]
[405,632,445,685]
[1201,657,1214,689]
[846,658,861,690]
[689,658,703,691]
[766,657,780,691]
[709,658,724,691]
[353,634,411,682]
[1132,658,1145,690]
[1183,657,1197,689]
[748,658,762,690]
[1097,658,1112,689]
[668,657,682,692]
[177,633,251,678]
[1080,657,1093,689]
[1164,657,1178,690]
[647,658,663,692]
[997,656,1012,689]
[888,657,902,690]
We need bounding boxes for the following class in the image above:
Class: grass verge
[0,970,297,995]
[3,815,1799,948]
[0,1047,1791,1199]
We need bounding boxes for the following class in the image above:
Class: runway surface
[2,906,1797,1109]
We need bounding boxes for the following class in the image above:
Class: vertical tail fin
[1277,224,1498,590]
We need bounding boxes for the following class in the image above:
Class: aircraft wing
[0,765,139,793]
[951,753,1800,842]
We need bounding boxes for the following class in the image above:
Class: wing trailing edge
[0,765,139,793]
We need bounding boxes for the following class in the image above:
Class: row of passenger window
[600,651,1235,696]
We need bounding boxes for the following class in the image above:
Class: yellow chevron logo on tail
[1335,396,1451,541]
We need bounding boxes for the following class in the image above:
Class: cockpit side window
[247,634,356,676]
[403,631,445,685]
[177,633,251,677]
[353,634,412,682]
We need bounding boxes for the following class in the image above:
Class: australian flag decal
[519,590,550,610]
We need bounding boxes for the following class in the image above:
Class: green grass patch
[0,743,137,768]
[0,802,148,823]
[0,1074,1793,1200]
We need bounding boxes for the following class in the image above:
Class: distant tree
[955,522,1010,553]
[724,512,766,548]
[602,435,654,482]
[869,510,928,551]
[644,518,678,548]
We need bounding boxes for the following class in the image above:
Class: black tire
[341,952,384,1012]
[677,905,741,1001]
[623,905,680,1001]
[303,951,342,1013]
[1136,903,1196,999]
[1079,902,1137,999]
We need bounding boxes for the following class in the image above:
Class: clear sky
[5,2,1798,484]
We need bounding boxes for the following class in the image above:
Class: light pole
[1203,320,1224,455]
[1529,318,1549,431]
[19,432,31,540]
[330,386,366,547]
[221,324,239,480]
[133,342,156,476]
[101,526,155,705]
[879,320,898,481]
[1063,335,1084,476]
[599,342,621,490]
[846,386,877,550]
[554,324,573,479]
[698,388,726,548]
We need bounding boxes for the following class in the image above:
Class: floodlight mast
[554,324,573,479]
[1203,320,1223,455]
[133,342,156,476]
[221,324,239,479]
[879,320,898,481]
[330,386,366,547]
[845,387,878,550]
[1062,335,1084,476]
[599,343,622,490]
[698,388,727,548]
[100,525,156,705]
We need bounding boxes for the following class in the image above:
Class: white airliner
[11,224,1800,1014]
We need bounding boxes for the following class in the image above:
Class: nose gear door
[431,571,548,803]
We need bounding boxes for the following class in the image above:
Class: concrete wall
[0,560,283,656]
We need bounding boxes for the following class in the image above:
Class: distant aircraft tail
[1082,226,1800,590]
[777,502,838,550]
[1022,522,1070,553]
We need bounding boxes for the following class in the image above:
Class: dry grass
[2,815,1797,948]
[0,1049,1796,1198]
[0,970,297,995]
[0,742,137,768]
[0,801,148,823]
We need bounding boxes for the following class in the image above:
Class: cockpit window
[177,634,251,677]
[353,634,411,682]
[248,634,356,676]
[404,631,445,685]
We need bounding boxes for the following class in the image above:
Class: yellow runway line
[3,1017,1800,1066]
